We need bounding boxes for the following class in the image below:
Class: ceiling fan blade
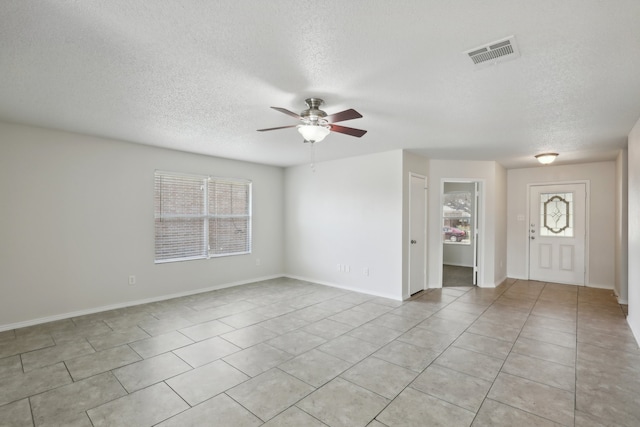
[256,125,298,132]
[329,124,367,138]
[325,108,363,123]
[270,107,302,119]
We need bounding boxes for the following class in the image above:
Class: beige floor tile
[112,352,191,392]
[511,336,576,367]
[157,393,262,427]
[317,335,381,364]
[302,318,355,340]
[128,331,194,359]
[397,327,457,353]
[433,308,481,325]
[87,326,150,351]
[0,355,22,379]
[267,330,327,355]
[466,319,521,343]
[488,372,574,425]
[136,316,193,336]
[166,359,249,405]
[87,382,188,427]
[228,368,315,422]
[472,398,563,427]
[524,314,576,334]
[30,372,126,425]
[434,346,503,381]
[574,409,627,427]
[373,340,439,372]
[347,323,401,346]
[259,314,310,334]
[415,315,469,336]
[341,356,418,399]
[0,399,33,427]
[369,313,422,332]
[298,377,389,427]
[328,309,379,328]
[453,332,513,359]
[502,352,575,391]
[278,348,352,387]
[411,364,492,412]
[219,311,271,329]
[390,302,439,320]
[377,387,475,427]
[519,324,576,349]
[223,343,293,377]
[0,334,54,359]
[65,345,141,380]
[21,339,95,372]
[0,363,71,406]
[262,406,327,427]
[2,278,639,427]
[220,324,279,348]
[173,336,241,367]
[178,319,235,341]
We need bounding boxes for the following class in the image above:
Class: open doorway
[441,181,480,287]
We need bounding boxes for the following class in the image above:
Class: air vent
[464,36,520,68]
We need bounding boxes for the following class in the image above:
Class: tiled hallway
[0,278,638,426]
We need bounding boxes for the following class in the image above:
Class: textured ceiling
[2,1,640,168]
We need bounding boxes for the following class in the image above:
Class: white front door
[409,174,427,295]
[529,183,586,285]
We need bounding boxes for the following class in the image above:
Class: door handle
[530,236,535,240]
[411,240,417,244]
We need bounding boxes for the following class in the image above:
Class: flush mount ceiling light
[297,124,331,143]
[535,152,559,165]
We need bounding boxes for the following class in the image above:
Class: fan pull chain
[309,142,316,172]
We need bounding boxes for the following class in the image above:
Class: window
[442,190,471,244]
[539,192,574,237]
[154,171,251,263]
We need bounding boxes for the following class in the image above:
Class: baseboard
[443,263,474,268]
[0,274,285,333]
[283,274,403,301]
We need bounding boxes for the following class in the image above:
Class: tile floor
[0,277,639,426]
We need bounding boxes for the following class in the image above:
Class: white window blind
[154,171,252,263]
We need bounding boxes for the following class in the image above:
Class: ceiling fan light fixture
[297,124,330,143]
[535,152,559,164]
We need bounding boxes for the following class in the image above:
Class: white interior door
[409,174,427,295]
[529,183,586,285]
[472,182,479,285]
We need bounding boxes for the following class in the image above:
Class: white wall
[628,118,640,342]
[616,149,629,303]
[428,160,506,288]
[284,150,404,300]
[442,182,475,268]
[506,162,616,288]
[494,162,508,285]
[0,122,285,329]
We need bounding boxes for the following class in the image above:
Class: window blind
[154,171,252,263]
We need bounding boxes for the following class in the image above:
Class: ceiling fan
[257,98,367,143]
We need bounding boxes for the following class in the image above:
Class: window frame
[154,170,252,264]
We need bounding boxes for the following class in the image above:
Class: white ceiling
[2,1,640,168]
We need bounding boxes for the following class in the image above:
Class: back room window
[154,170,252,263]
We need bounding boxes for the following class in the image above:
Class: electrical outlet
[363,267,369,276]
[337,264,342,272]
[345,265,351,273]
[128,275,136,285]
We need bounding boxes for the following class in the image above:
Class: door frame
[526,180,590,285]
[438,178,485,287]
[408,173,428,296]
